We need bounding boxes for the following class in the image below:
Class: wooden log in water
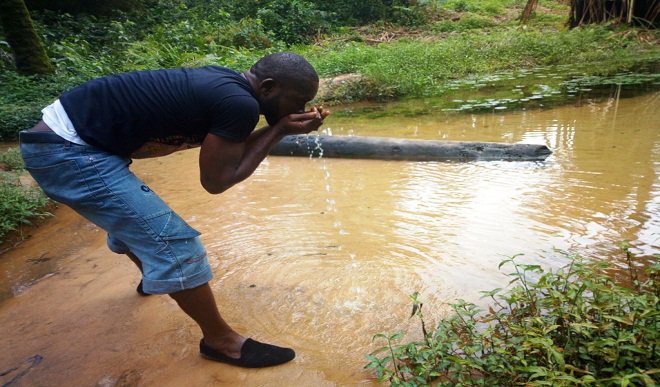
[270,135,552,162]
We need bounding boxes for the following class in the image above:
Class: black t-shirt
[59,66,260,157]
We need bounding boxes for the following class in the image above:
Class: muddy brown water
[1,91,659,386]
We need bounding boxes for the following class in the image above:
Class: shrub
[312,0,431,26]
[0,148,25,171]
[442,0,519,16]
[226,18,273,49]
[222,0,433,29]
[257,0,328,44]
[432,14,498,33]
[0,148,50,244]
[0,72,80,141]
[366,248,660,386]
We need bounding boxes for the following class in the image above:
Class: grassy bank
[305,26,659,102]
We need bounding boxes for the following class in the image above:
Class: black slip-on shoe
[200,338,295,368]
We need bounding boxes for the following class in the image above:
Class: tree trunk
[569,0,659,28]
[0,0,54,75]
[521,0,539,23]
[270,135,552,162]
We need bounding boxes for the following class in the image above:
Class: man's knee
[107,234,131,254]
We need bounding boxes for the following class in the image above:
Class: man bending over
[20,52,329,368]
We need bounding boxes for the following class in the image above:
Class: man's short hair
[250,52,319,91]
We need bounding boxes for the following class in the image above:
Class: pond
[0,85,658,385]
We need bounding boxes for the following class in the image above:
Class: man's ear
[259,78,276,96]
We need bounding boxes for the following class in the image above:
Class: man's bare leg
[126,252,149,295]
[127,252,245,358]
[169,283,246,359]
[126,252,143,272]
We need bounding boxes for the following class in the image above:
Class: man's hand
[199,106,330,194]
[275,106,331,136]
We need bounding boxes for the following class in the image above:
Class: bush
[257,0,328,44]
[0,148,50,244]
[442,0,518,16]
[313,0,430,26]
[366,248,660,386]
[0,148,25,171]
[433,14,497,33]
[224,0,431,31]
[0,72,80,141]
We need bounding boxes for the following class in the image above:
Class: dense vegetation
[367,247,659,386]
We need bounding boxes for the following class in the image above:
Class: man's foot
[199,338,295,368]
[136,280,151,296]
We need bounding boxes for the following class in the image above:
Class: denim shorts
[19,130,213,294]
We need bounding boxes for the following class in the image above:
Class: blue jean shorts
[19,130,213,294]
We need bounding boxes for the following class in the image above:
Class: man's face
[260,82,318,126]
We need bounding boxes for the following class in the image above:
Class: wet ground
[1,86,659,385]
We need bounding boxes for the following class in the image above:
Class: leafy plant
[433,14,497,33]
[442,0,519,16]
[0,71,81,140]
[257,0,328,44]
[310,0,431,26]
[0,147,25,171]
[366,248,660,386]
[0,148,50,244]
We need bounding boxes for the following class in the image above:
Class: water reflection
[327,90,660,265]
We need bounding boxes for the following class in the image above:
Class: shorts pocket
[144,210,200,240]
[143,211,205,263]
[25,160,91,204]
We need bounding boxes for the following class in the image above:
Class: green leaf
[372,333,388,341]
[605,315,634,325]
[389,331,405,341]
[479,288,503,298]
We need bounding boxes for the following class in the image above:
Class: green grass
[432,14,498,33]
[440,0,521,15]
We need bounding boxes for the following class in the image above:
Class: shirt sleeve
[208,95,260,142]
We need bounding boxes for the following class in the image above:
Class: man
[19,52,329,368]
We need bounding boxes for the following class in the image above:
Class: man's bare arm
[199,110,324,194]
